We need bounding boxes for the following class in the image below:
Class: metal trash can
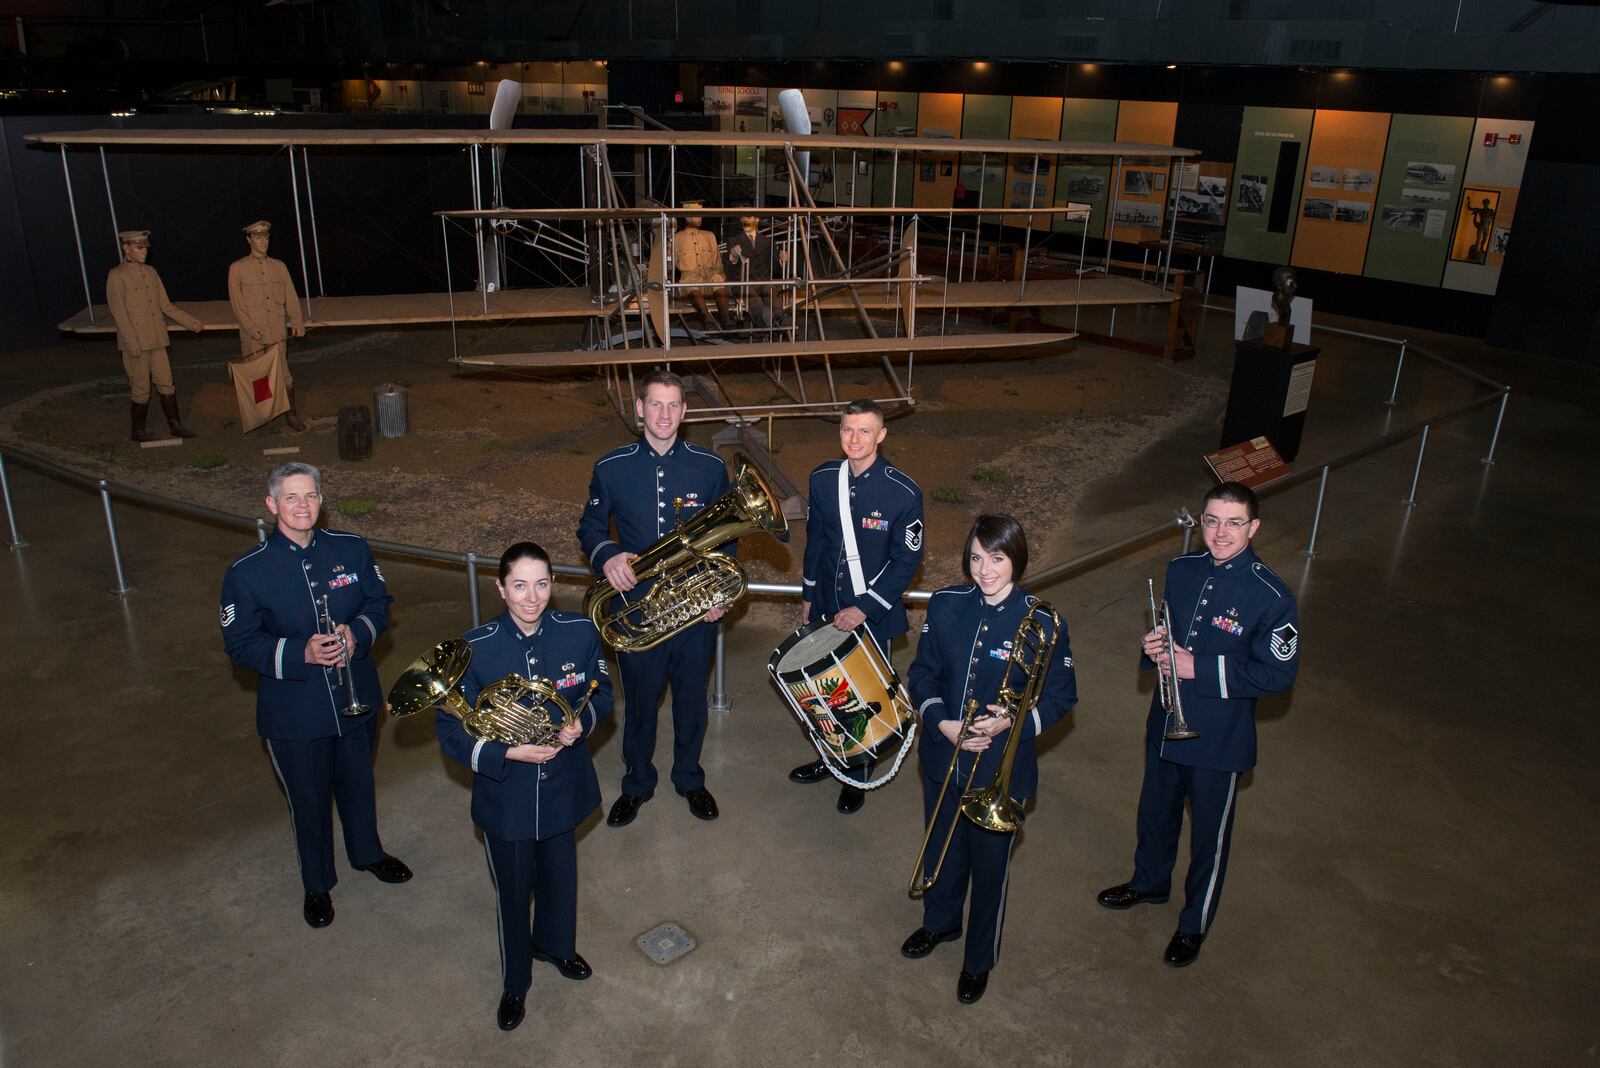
[374,383,408,438]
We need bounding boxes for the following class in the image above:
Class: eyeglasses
[1200,516,1251,531]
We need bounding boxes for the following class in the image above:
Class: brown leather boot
[285,386,308,433]
[130,401,157,442]
[158,392,197,438]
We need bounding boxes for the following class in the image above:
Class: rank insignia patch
[904,519,924,552]
[220,603,236,627]
[1270,623,1299,661]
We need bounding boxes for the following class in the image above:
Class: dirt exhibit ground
[0,307,1226,616]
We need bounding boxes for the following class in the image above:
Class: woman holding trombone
[902,514,1077,1004]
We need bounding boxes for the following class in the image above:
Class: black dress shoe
[303,892,334,929]
[678,787,719,821]
[496,991,526,1032]
[355,854,413,884]
[1164,931,1205,968]
[957,969,989,1004]
[837,784,865,814]
[900,926,962,959]
[1096,883,1170,910]
[789,759,830,784]
[532,947,593,981]
[607,793,647,827]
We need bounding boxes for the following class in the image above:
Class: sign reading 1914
[1205,437,1290,489]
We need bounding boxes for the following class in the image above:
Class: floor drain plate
[636,921,696,964]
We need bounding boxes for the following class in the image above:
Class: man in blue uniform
[1097,481,1299,967]
[219,462,412,929]
[437,542,613,1031]
[578,370,730,827]
[789,398,925,813]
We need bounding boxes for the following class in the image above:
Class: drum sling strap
[837,461,867,599]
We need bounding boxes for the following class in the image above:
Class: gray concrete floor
[1,304,1596,1066]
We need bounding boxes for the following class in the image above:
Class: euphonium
[386,638,598,746]
[909,601,1059,897]
[583,456,788,653]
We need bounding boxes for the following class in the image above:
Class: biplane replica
[31,86,1200,453]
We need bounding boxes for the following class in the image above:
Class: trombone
[908,602,1059,898]
[1147,579,1197,741]
[319,593,370,718]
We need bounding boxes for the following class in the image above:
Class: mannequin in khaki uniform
[105,230,203,441]
[228,221,308,432]
[673,202,729,332]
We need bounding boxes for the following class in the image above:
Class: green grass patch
[970,466,1007,485]
[933,486,966,504]
[336,498,377,518]
[1003,388,1019,397]
[191,452,228,470]
[480,439,503,452]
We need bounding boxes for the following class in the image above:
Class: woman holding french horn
[902,515,1078,1005]
[435,541,613,1032]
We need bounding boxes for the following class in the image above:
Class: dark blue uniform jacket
[1144,546,1299,773]
[437,610,613,842]
[802,457,924,640]
[220,528,391,741]
[908,584,1077,801]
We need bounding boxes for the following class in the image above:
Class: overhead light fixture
[1166,64,1177,70]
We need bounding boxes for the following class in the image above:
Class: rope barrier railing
[0,320,1509,711]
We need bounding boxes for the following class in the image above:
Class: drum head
[770,618,857,680]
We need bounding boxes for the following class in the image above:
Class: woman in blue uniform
[902,514,1077,1004]
[437,542,613,1032]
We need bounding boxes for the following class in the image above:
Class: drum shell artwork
[768,619,913,768]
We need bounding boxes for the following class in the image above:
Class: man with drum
[578,370,730,828]
[789,398,925,813]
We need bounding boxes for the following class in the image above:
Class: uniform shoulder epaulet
[809,458,844,480]
[595,441,640,467]
[320,527,364,542]
[883,465,922,498]
[681,441,726,467]
[228,541,272,569]
[1169,550,1210,563]
[929,584,978,609]
[548,611,590,626]
[1250,561,1290,598]
[465,620,500,643]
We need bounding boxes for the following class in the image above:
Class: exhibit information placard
[1290,109,1391,276]
[1206,437,1291,489]
[1054,97,1120,237]
[1441,118,1534,295]
[1223,106,1315,265]
[1364,114,1475,286]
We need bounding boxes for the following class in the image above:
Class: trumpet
[1147,579,1197,740]
[319,593,370,718]
[387,638,599,746]
[909,601,1059,898]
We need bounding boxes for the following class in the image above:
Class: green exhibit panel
[960,94,1013,209]
[873,90,919,207]
[1223,106,1315,265]
[1363,114,1474,286]
[1055,97,1120,236]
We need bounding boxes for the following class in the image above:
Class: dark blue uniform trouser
[483,829,577,997]
[264,720,385,894]
[918,770,1017,975]
[1130,739,1241,935]
[616,622,717,797]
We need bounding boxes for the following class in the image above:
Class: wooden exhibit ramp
[454,331,1076,370]
[58,277,1168,336]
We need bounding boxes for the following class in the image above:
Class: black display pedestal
[1219,338,1319,462]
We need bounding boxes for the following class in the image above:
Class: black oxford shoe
[957,970,989,1004]
[679,787,719,821]
[837,784,866,814]
[496,991,526,1032]
[1163,931,1205,968]
[1096,883,1170,910]
[900,926,961,959]
[789,760,830,784]
[355,854,413,884]
[532,947,593,981]
[303,892,334,929]
[607,793,647,827]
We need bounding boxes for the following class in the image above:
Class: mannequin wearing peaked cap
[228,220,308,432]
[105,229,204,442]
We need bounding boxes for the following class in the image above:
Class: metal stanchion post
[0,452,28,549]
[709,626,731,714]
[1303,465,1330,556]
[256,517,267,543]
[98,480,133,595]
[1481,391,1509,465]
[466,551,481,625]
[1402,425,1429,506]
[1384,341,1407,407]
